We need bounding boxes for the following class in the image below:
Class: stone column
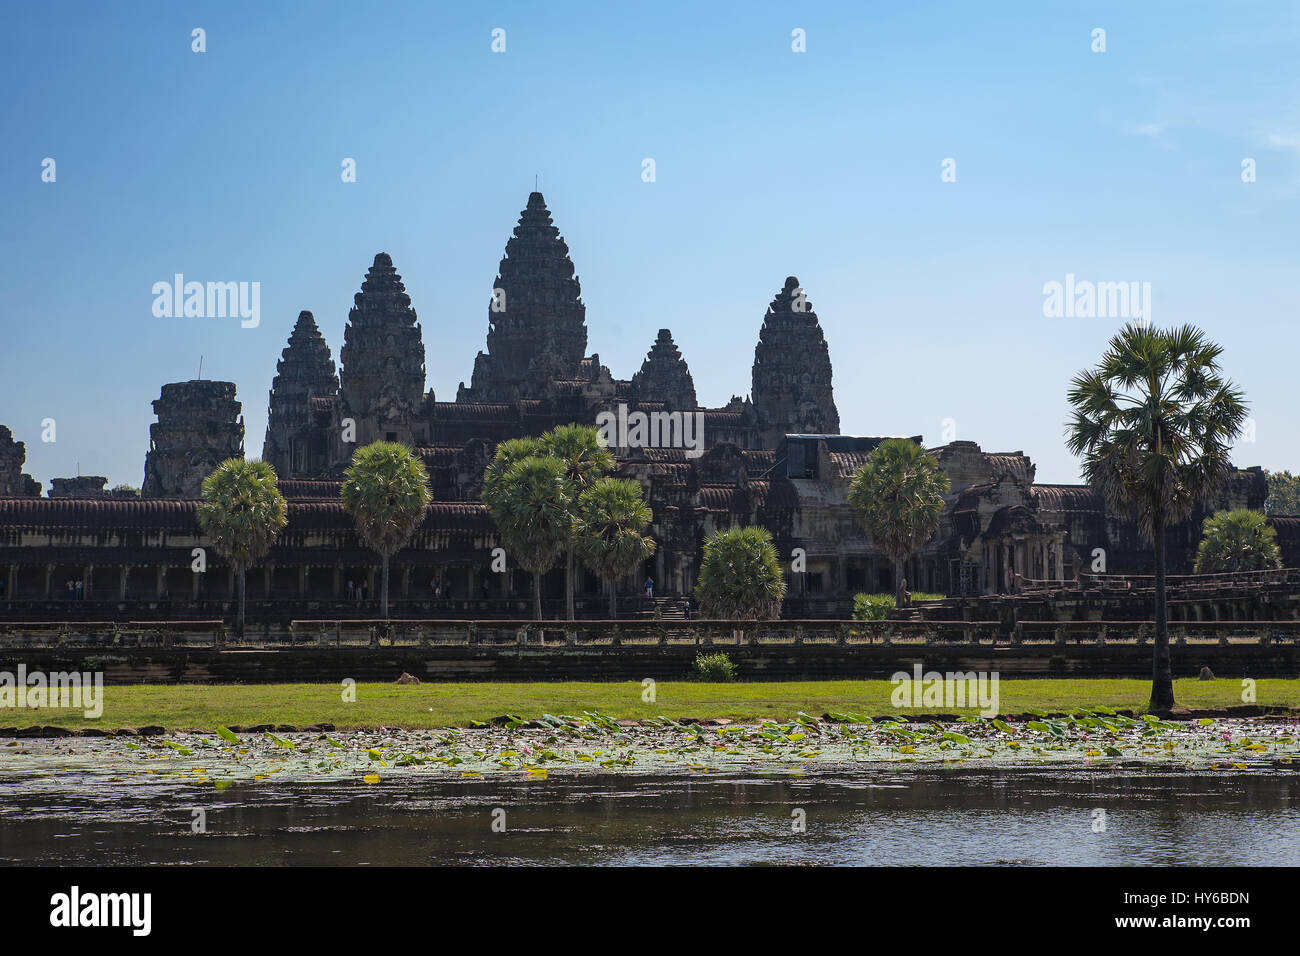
[7,564,18,600]
[298,565,308,598]
[44,564,54,599]
[118,566,129,600]
[155,565,166,599]
[332,566,341,599]
[263,565,273,598]
[401,566,411,599]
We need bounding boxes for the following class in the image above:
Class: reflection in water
[1,770,1297,866]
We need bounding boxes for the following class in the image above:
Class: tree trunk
[237,561,246,640]
[1150,519,1176,711]
[381,553,390,620]
[533,570,543,621]
[565,542,575,621]
[608,576,617,619]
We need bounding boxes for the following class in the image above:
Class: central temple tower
[458,192,588,402]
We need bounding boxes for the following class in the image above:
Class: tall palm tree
[340,442,432,619]
[1067,323,1247,713]
[197,458,288,640]
[846,438,950,601]
[694,525,787,620]
[538,424,614,620]
[576,477,656,618]
[487,455,570,620]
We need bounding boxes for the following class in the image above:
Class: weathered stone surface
[338,254,426,449]
[631,329,697,411]
[0,425,40,497]
[461,192,588,403]
[752,276,839,446]
[49,476,109,498]
[141,381,244,498]
[263,310,339,478]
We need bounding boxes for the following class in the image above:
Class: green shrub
[853,592,945,622]
[852,593,895,621]
[692,652,738,683]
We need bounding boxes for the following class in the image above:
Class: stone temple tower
[141,381,244,498]
[338,253,426,448]
[631,329,697,411]
[263,311,339,478]
[751,276,839,448]
[459,192,588,402]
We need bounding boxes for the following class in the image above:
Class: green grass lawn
[8,678,1299,731]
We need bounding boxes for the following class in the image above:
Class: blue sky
[2,0,1298,490]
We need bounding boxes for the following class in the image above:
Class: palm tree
[1194,509,1280,573]
[538,424,614,620]
[576,477,656,618]
[846,438,950,602]
[197,458,288,640]
[340,442,432,619]
[694,525,787,620]
[1067,323,1247,713]
[486,455,571,620]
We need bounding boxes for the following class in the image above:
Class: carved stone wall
[338,253,426,450]
[752,276,839,446]
[263,310,339,478]
[460,192,588,403]
[631,329,697,411]
[141,381,244,498]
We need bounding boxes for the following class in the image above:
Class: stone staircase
[653,598,689,620]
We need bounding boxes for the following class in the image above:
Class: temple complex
[0,190,1283,616]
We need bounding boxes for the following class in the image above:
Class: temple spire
[751,276,839,447]
[262,311,339,476]
[631,328,697,411]
[459,192,587,402]
[338,253,426,447]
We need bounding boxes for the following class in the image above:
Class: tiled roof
[0,497,492,533]
[984,453,1033,482]
[0,497,199,529]
[277,479,342,499]
[1032,484,1103,512]
[430,402,516,420]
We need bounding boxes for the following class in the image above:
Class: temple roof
[0,497,491,533]
[1032,484,1103,512]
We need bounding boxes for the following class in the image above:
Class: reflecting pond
[3,767,1298,866]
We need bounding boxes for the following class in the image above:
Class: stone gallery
[0,193,1279,616]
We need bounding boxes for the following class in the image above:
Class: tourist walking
[645,577,654,599]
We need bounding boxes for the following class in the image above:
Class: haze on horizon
[2,0,1298,492]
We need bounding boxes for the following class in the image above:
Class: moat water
[3,769,1298,866]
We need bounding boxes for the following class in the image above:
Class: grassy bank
[6,679,1299,731]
